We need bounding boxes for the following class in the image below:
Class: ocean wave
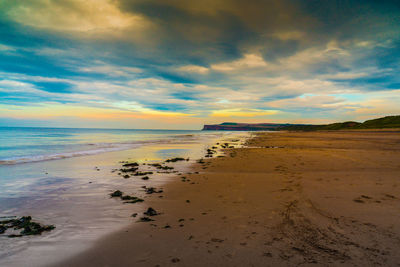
[0,143,143,165]
[0,133,212,165]
[0,130,238,165]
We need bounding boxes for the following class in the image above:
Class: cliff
[202,122,296,131]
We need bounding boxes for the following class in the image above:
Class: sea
[0,127,249,266]
[0,127,226,165]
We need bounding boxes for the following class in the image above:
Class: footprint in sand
[353,195,373,203]
[171,258,180,263]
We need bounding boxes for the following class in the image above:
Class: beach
[0,128,247,266]
[52,130,400,266]
[2,0,399,265]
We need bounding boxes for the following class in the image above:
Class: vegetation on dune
[360,116,400,129]
[281,115,400,131]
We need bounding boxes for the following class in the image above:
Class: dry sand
[54,130,400,266]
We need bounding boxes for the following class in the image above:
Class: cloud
[79,64,142,77]
[211,54,268,72]
[178,65,209,74]
[348,90,400,119]
[0,0,399,128]
[210,108,278,118]
[0,43,16,51]
[3,0,149,34]
[271,31,305,41]
[267,94,347,110]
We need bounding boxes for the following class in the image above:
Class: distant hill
[280,121,362,131]
[360,116,400,129]
[202,122,300,131]
[202,115,400,131]
[281,116,400,131]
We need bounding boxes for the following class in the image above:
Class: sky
[0,0,399,129]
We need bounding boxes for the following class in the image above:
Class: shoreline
[54,130,400,266]
[0,131,248,266]
[0,130,229,166]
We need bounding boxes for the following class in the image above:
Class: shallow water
[0,127,216,164]
[0,128,249,266]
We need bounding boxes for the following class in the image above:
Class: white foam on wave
[0,143,143,165]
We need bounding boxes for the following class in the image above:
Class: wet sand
[55,130,400,266]
[1,133,243,267]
